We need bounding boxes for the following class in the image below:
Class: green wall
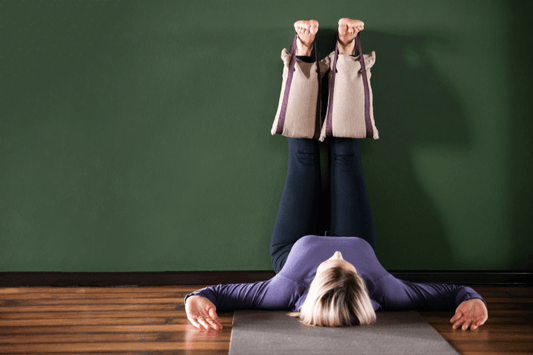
[1,0,532,272]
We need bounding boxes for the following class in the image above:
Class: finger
[208,308,222,328]
[452,320,464,330]
[213,317,223,329]
[208,307,219,320]
[188,317,201,329]
[471,323,479,331]
[472,319,485,330]
[462,320,473,331]
[205,308,222,326]
[450,310,463,323]
[197,317,211,330]
[205,317,221,330]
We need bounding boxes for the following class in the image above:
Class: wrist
[184,294,202,305]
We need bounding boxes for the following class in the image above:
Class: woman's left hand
[450,298,488,330]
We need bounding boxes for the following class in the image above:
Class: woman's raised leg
[270,138,321,273]
[270,20,323,273]
[327,19,375,250]
[329,137,376,250]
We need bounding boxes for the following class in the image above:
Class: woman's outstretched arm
[375,276,488,330]
[184,275,300,330]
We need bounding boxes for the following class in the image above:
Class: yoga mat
[229,310,458,355]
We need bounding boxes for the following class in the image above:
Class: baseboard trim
[1,271,532,287]
[0,271,277,287]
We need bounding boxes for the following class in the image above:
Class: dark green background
[1,0,532,272]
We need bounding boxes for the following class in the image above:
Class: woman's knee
[330,138,360,156]
[330,138,361,167]
[288,138,319,166]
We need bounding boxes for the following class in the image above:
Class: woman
[185,18,489,331]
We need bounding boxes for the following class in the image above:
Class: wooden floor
[0,285,532,354]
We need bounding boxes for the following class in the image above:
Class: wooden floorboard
[0,285,531,354]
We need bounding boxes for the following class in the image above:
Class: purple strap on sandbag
[326,32,373,138]
[276,33,321,137]
[312,39,321,139]
[356,33,373,138]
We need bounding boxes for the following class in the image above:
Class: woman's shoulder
[266,273,306,310]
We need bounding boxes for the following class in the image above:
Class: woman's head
[291,251,376,327]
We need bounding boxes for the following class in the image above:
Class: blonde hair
[288,266,376,327]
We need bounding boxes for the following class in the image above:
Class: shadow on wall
[310,29,472,269]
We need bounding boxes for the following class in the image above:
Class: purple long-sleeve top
[185,235,485,312]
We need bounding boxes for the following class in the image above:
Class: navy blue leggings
[270,137,376,273]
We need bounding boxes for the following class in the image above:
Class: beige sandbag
[319,36,378,141]
[271,34,329,139]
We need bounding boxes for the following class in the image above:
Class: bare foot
[294,19,319,56]
[337,18,364,55]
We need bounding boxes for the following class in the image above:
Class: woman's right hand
[185,295,223,330]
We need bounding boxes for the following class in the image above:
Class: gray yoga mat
[229,310,458,355]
